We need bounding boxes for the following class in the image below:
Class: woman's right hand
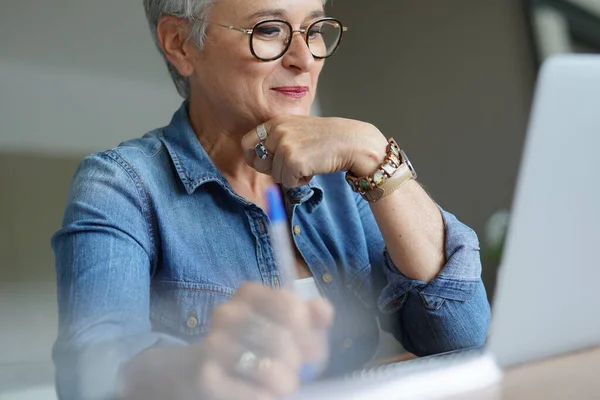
[123,282,334,400]
[194,282,334,400]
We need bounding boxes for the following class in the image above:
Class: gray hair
[143,0,218,99]
[143,0,328,99]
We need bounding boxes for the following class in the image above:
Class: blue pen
[266,185,325,382]
[266,185,298,289]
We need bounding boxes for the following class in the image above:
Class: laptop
[290,54,600,399]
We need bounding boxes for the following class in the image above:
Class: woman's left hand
[242,116,389,188]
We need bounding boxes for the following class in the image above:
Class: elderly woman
[51,0,490,399]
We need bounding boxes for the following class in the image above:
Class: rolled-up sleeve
[378,209,491,355]
[355,192,491,356]
[51,152,186,400]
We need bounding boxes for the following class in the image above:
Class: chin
[265,95,313,117]
[270,104,312,117]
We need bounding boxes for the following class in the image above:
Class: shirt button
[322,273,333,284]
[258,220,266,234]
[293,225,301,235]
[186,315,198,329]
[342,338,353,351]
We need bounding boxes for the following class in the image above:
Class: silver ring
[255,142,269,160]
[235,351,272,378]
[256,124,268,141]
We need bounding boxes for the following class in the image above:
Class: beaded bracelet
[345,138,402,194]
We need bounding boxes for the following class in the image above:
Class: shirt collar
[283,184,324,213]
[160,101,224,194]
[160,102,324,211]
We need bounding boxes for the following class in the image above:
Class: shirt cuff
[377,208,483,314]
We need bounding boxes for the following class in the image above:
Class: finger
[235,284,309,329]
[211,298,254,331]
[260,119,278,145]
[232,284,323,360]
[262,120,275,137]
[307,297,335,329]
[242,119,280,166]
[281,164,313,188]
[275,142,311,188]
[249,296,324,362]
[252,150,274,174]
[210,310,304,372]
[201,332,241,367]
[211,300,300,363]
[281,157,303,189]
[198,360,275,400]
[297,176,313,186]
[212,300,302,364]
[242,125,274,168]
[233,355,300,398]
[271,148,285,185]
[238,317,303,371]
[202,332,301,397]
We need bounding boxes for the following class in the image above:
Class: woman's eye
[308,26,324,40]
[255,26,282,38]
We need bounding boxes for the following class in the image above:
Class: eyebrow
[245,8,326,22]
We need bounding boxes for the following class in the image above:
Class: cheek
[203,59,262,99]
[214,65,276,115]
[200,38,258,85]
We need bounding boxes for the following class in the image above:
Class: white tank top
[293,277,322,300]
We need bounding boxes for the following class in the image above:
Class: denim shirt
[51,103,490,399]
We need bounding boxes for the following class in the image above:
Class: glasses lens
[308,20,342,58]
[251,21,291,60]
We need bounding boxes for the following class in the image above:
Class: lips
[272,86,309,99]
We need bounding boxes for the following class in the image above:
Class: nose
[281,31,316,72]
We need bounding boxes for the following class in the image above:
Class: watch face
[400,149,417,179]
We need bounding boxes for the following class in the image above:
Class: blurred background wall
[319,0,536,255]
[0,0,541,394]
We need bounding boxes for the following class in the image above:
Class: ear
[156,15,196,77]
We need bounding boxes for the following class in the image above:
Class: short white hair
[143,0,328,99]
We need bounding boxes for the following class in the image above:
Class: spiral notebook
[290,349,502,400]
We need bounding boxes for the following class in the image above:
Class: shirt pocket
[150,280,235,339]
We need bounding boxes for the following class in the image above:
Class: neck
[187,97,275,197]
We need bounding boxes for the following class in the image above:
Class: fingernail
[300,363,318,382]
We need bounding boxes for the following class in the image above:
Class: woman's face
[189,0,326,128]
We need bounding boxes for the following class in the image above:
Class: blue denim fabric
[51,103,490,399]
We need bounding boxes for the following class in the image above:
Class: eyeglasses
[205,18,348,61]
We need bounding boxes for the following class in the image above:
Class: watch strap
[362,162,413,202]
